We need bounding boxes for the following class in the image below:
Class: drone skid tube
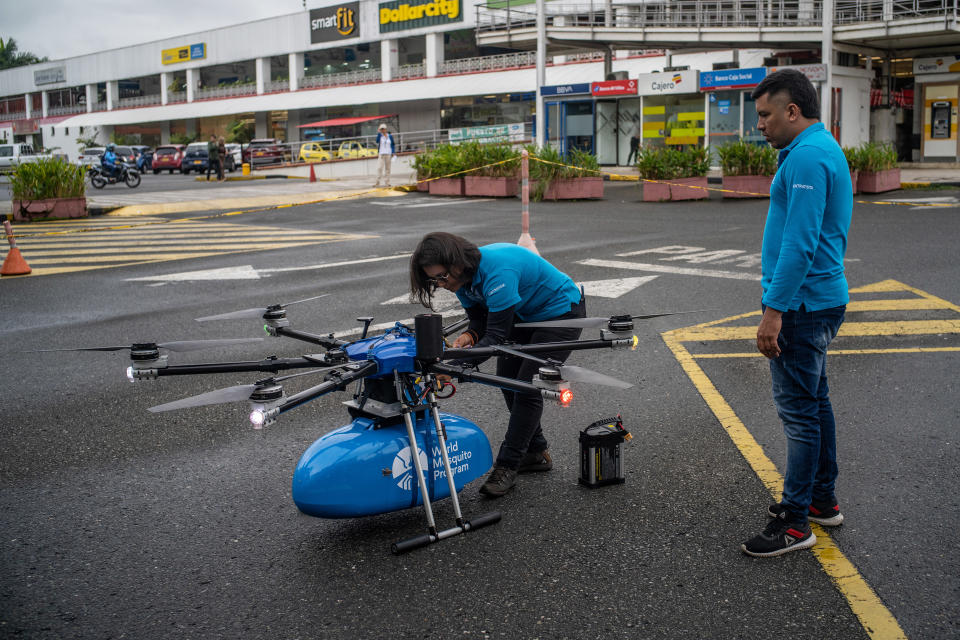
[270,326,347,349]
[149,356,341,378]
[276,361,378,415]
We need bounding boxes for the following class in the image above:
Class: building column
[256,57,270,95]
[381,39,398,82]
[186,68,197,102]
[255,112,269,139]
[289,53,303,91]
[425,33,444,78]
[25,92,32,119]
[287,109,301,141]
[106,81,119,110]
[822,0,834,136]
[161,72,170,105]
[41,91,49,118]
[160,120,171,145]
[185,119,197,139]
[85,84,95,112]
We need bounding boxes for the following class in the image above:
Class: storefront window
[743,92,763,144]
[595,101,618,165]
[642,95,705,149]
[564,101,594,153]
[708,90,740,161]
[618,98,641,165]
[440,96,532,129]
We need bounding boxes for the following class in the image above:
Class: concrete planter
[541,177,604,200]
[721,175,773,198]
[12,197,87,222]
[428,177,465,196]
[858,168,900,193]
[464,176,519,198]
[642,177,708,202]
[415,178,430,192]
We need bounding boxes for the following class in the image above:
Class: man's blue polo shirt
[761,122,852,312]
[455,243,581,322]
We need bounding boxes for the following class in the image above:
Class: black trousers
[206,159,222,180]
[494,297,586,469]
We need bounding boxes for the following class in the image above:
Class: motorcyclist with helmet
[101,143,119,179]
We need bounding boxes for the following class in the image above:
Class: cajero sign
[379,0,461,33]
[310,3,360,42]
[637,70,699,96]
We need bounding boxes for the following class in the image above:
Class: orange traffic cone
[2,220,31,276]
[308,163,317,183]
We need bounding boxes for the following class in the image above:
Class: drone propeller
[196,293,330,322]
[147,367,340,413]
[26,338,264,354]
[490,345,632,390]
[515,309,711,330]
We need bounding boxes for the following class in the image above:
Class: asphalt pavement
[1,181,958,639]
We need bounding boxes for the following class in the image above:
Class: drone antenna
[357,317,374,339]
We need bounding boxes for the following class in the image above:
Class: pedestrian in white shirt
[375,123,396,187]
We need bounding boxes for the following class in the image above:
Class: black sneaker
[518,449,553,473]
[769,499,844,527]
[741,512,816,557]
[479,467,518,497]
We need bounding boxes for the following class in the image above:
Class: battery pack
[579,415,630,488]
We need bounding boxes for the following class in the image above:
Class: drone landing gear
[391,372,501,554]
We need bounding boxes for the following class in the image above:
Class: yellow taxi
[298,142,332,163]
[335,141,378,160]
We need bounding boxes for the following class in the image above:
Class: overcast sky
[1,0,311,60]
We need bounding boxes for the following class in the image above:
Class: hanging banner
[448,123,525,144]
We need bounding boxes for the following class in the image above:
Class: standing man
[206,134,221,182]
[741,69,853,558]
[375,123,396,187]
[626,130,640,165]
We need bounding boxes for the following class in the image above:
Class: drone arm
[149,356,333,377]
[271,326,348,349]
[277,360,378,414]
[429,363,546,397]
[442,337,633,361]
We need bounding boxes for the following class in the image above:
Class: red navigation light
[559,388,574,407]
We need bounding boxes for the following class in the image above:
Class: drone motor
[262,306,290,330]
[532,366,573,407]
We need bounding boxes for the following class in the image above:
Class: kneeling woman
[410,232,585,497]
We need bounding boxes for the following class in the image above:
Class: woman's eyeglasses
[426,271,450,286]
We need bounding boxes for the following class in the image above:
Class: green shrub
[848,141,897,172]
[636,146,710,179]
[715,140,778,176]
[9,157,86,200]
[524,145,600,201]
[413,142,522,180]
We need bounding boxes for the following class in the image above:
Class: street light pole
[535,0,546,148]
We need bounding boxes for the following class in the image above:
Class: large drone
[39,295,691,554]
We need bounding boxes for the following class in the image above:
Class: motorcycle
[88,162,141,189]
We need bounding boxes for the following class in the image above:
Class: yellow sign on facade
[162,43,206,66]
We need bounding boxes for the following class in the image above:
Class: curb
[192,174,312,182]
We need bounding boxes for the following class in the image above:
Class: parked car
[151,144,185,174]
[298,142,332,163]
[113,145,135,164]
[130,145,154,172]
[335,140,378,160]
[77,147,105,168]
[243,138,286,166]
[224,143,242,171]
[0,143,55,172]
[182,142,209,174]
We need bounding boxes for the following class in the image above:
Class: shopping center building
[1,0,957,164]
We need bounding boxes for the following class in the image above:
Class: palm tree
[0,37,48,70]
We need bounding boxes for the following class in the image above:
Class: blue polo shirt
[455,243,581,322]
[761,122,852,312]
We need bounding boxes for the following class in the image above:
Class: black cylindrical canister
[414,313,444,362]
[579,416,629,488]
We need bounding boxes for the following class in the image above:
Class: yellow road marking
[21,240,353,256]
[659,278,960,640]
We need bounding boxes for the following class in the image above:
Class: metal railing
[835,0,957,23]
[439,51,537,75]
[168,91,187,104]
[48,104,86,116]
[478,0,957,31]
[196,84,257,100]
[397,63,425,80]
[118,94,162,109]
[300,68,381,89]
[1,111,27,121]
[264,79,290,93]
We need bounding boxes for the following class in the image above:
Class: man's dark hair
[751,69,820,119]
[409,232,482,308]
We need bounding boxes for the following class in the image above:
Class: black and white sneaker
[741,512,816,558]
[769,499,844,527]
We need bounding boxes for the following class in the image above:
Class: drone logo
[392,445,429,491]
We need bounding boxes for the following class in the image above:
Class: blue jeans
[769,304,846,523]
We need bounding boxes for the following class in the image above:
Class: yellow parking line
[670,319,960,342]
[693,347,960,358]
[661,332,908,640]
